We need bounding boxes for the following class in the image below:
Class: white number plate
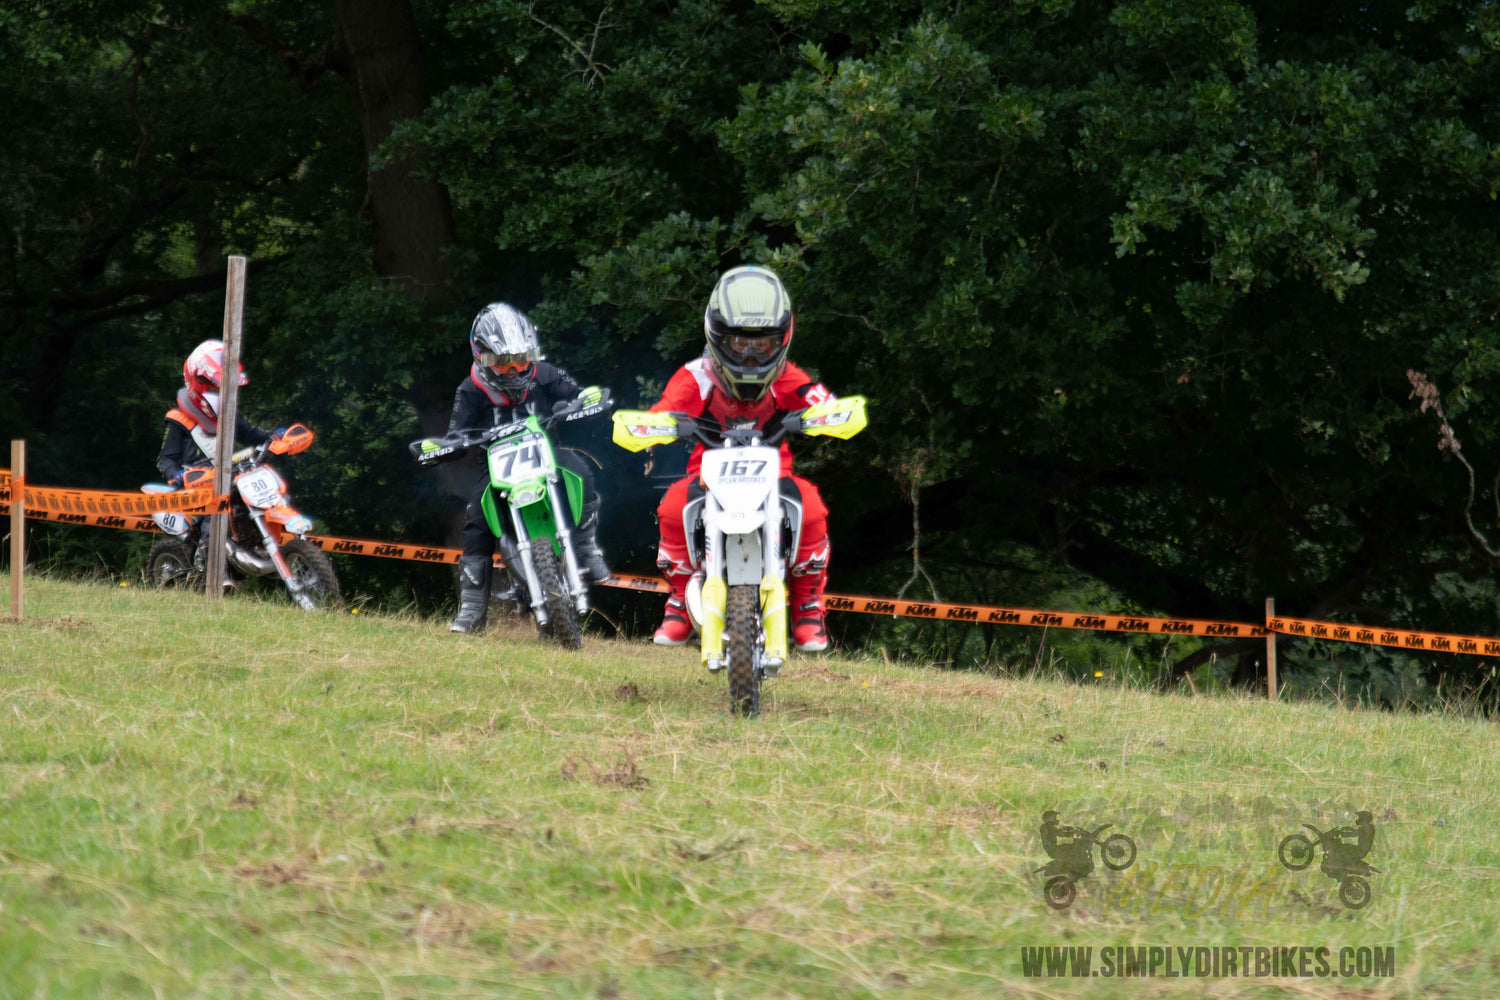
[235,467,284,508]
[701,446,778,516]
[488,431,553,483]
[703,447,776,489]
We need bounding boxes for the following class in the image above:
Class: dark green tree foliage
[560,0,1500,687]
[7,0,1500,695]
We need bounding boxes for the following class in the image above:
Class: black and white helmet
[470,302,541,396]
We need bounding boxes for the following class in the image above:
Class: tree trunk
[331,0,454,299]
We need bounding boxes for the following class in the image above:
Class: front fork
[250,509,315,611]
[700,529,727,671]
[699,524,788,674]
[545,477,589,615]
[507,506,548,626]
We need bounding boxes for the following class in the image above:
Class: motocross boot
[790,565,830,653]
[448,555,491,633]
[574,498,611,583]
[653,572,695,646]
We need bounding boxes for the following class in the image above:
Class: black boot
[448,555,491,633]
[574,498,611,583]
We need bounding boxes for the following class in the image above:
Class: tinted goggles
[726,334,780,364]
[479,351,532,373]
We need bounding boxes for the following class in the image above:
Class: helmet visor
[479,351,532,374]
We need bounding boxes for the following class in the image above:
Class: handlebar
[663,409,814,450]
[411,388,613,465]
[613,396,865,454]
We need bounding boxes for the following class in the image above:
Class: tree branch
[524,2,614,88]
[1407,369,1500,558]
[230,14,343,89]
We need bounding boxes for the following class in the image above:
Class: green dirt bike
[411,387,611,649]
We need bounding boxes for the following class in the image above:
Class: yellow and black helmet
[703,265,794,401]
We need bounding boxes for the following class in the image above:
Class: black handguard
[410,437,459,466]
[673,412,698,440]
[560,386,613,422]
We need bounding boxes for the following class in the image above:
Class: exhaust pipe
[226,538,276,576]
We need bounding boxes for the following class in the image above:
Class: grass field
[1,576,1497,998]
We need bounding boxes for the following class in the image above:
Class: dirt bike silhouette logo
[1277,811,1379,910]
[1035,811,1138,910]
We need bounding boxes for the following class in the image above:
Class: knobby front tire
[281,538,341,610]
[727,584,761,717]
[532,537,581,650]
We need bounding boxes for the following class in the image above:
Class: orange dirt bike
[611,397,867,716]
[139,423,339,609]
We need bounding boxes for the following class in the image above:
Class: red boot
[653,570,695,646]
[654,597,694,646]
[789,567,830,653]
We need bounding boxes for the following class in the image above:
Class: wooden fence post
[205,256,247,600]
[8,439,22,621]
[1266,596,1278,701]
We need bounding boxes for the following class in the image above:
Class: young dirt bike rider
[649,265,837,652]
[157,339,281,488]
[438,302,610,633]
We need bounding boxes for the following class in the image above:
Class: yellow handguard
[760,574,788,663]
[699,575,727,666]
[798,395,868,439]
[612,410,679,452]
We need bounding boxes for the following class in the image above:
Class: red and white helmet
[183,339,247,420]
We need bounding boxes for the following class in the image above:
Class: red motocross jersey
[650,357,835,475]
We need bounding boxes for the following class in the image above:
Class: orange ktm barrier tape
[1,503,168,534]
[300,533,674,592]
[0,473,227,516]
[824,594,1268,638]
[303,534,464,565]
[1268,616,1500,657]
[22,500,1500,653]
